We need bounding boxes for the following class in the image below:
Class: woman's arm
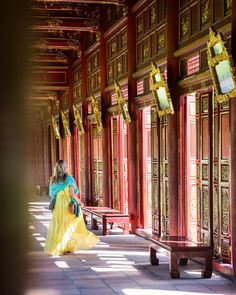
[69,186,84,207]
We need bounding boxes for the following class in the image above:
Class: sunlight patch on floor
[91,267,138,272]
[106,260,135,265]
[122,289,225,295]
[25,289,60,295]
[54,261,70,269]
[35,237,45,241]
[28,202,50,206]
[78,250,149,256]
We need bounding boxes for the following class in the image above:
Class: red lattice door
[213,100,230,263]
[196,91,212,245]
[111,116,128,213]
[91,124,103,206]
[151,107,160,235]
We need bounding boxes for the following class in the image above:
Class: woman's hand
[69,186,84,207]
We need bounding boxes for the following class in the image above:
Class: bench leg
[170,254,180,279]
[201,255,212,278]
[179,258,188,265]
[91,218,98,230]
[123,220,129,234]
[149,247,159,265]
[102,219,108,235]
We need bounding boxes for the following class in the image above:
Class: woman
[44,159,99,256]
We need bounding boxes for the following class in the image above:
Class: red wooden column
[230,0,236,279]
[127,5,138,232]
[81,32,91,205]
[100,28,111,207]
[166,0,179,236]
[58,91,64,159]
[68,65,75,176]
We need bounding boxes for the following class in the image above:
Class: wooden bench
[149,236,212,279]
[82,206,129,235]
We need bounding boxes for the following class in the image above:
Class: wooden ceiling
[30,0,127,109]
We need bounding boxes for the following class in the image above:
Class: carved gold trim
[114,81,131,124]
[150,62,174,117]
[91,94,103,131]
[52,116,61,139]
[207,28,236,103]
[73,104,85,135]
[61,110,71,137]
[47,18,63,28]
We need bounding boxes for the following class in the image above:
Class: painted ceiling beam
[31,52,68,63]
[32,38,80,52]
[31,85,69,91]
[31,17,99,32]
[32,0,125,5]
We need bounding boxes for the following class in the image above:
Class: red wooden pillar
[230,0,236,279]
[127,6,138,232]
[166,0,179,236]
[81,32,91,204]
[58,91,64,159]
[100,28,110,207]
[68,66,75,176]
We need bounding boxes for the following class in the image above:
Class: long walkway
[25,195,236,295]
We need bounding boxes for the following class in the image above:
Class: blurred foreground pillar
[0,1,29,294]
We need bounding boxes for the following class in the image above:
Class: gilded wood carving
[61,110,71,137]
[114,81,131,123]
[73,104,85,135]
[150,62,174,117]
[207,28,236,103]
[52,116,61,139]
[91,94,103,131]
[201,0,210,25]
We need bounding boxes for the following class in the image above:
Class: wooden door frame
[180,95,187,237]
[137,109,144,228]
[180,89,213,244]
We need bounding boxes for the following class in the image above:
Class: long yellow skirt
[44,187,100,256]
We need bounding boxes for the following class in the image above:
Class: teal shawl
[49,175,79,198]
[49,175,80,217]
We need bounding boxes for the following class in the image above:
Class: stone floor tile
[25,196,236,295]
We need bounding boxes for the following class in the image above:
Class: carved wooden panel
[186,95,198,242]
[179,0,231,44]
[87,50,100,94]
[196,92,211,245]
[151,107,160,235]
[32,69,67,85]
[73,65,82,103]
[91,125,103,206]
[213,99,230,263]
[111,118,119,210]
[136,0,166,67]
[62,91,69,110]
[121,119,128,214]
[160,115,169,235]
[107,28,128,84]
[200,0,211,30]
[75,118,85,199]
[141,108,152,228]
[179,10,190,42]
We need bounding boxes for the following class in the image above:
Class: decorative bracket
[91,94,103,131]
[73,104,85,135]
[52,116,61,139]
[114,80,131,123]
[150,62,174,117]
[61,110,71,137]
[207,28,236,103]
